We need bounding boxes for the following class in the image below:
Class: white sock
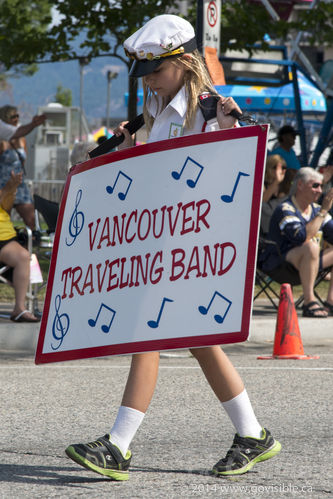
[222,389,263,438]
[109,405,145,456]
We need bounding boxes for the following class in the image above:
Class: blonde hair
[142,50,215,134]
[264,154,286,185]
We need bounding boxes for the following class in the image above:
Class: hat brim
[129,58,165,78]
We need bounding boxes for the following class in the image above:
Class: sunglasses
[9,114,19,119]
[311,182,322,188]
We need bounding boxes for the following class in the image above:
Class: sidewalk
[0,299,331,354]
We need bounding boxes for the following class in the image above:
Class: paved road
[1,339,332,498]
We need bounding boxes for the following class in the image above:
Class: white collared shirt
[146,86,219,143]
[0,119,16,141]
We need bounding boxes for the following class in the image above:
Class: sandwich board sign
[35,125,268,364]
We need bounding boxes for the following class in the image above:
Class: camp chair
[255,235,330,309]
[32,194,60,315]
[33,194,59,246]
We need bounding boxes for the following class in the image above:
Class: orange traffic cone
[257,283,320,360]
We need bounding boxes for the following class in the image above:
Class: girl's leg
[191,346,281,476]
[121,351,160,411]
[190,345,262,438]
[110,351,160,455]
[190,345,243,401]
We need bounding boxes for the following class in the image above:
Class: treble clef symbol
[66,189,85,246]
[51,295,70,351]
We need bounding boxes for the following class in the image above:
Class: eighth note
[171,156,204,188]
[221,171,250,203]
[147,297,174,329]
[106,170,132,200]
[88,303,116,333]
[198,291,232,324]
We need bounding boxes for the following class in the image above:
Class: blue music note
[106,171,132,200]
[198,291,232,324]
[66,189,85,247]
[51,295,70,350]
[171,156,204,188]
[147,297,174,329]
[88,303,116,333]
[221,171,250,203]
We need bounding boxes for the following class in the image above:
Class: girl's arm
[0,171,22,213]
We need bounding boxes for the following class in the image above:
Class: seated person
[260,155,289,236]
[268,125,300,192]
[0,171,39,322]
[70,141,97,167]
[263,154,288,203]
[260,167,333,317]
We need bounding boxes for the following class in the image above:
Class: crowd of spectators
[260,124,333,317]
[1,108,332,321]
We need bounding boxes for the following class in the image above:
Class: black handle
[89,114,145,158]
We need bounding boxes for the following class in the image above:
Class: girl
[65,14,281,480]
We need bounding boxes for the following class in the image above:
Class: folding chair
[255,235,330,309]
[33,194,59,247]
[32,194,60,315]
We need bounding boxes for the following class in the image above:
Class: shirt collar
[147,86,187,119]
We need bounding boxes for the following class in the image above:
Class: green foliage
[0,0,53,68]
[55,84,72,107]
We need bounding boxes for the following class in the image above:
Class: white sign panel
[203,0,221,55]
[35,125,268,364]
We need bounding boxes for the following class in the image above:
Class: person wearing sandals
[262,167,333,317]
[0,171,39,322]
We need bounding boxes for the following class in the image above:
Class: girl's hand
[216,96,242,129]
[113,121,134,150]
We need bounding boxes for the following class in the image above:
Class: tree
[2,0,333,119]
[48,0,179,119]
[55,84,72,106]
[0,0,53,68]
[0,0,53,91]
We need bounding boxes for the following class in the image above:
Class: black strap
[89,94,257,159]
[89,114,144,158]
[198,92,258,125]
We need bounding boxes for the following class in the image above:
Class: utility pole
[78,57,90,141]
[106,71,118,130]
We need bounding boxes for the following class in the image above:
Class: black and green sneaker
[212,428,281,476]
[65,434,131,481]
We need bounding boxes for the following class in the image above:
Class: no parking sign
[35,125,268,364]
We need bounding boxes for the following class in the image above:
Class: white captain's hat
[124,14,197,77]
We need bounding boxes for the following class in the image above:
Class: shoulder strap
[198,93,218,122]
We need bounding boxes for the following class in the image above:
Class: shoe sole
[211,439,282,476]
[65,446,129,481]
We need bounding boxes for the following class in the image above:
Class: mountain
[0,55,130,125]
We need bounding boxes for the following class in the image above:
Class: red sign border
[35,125,268,364]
